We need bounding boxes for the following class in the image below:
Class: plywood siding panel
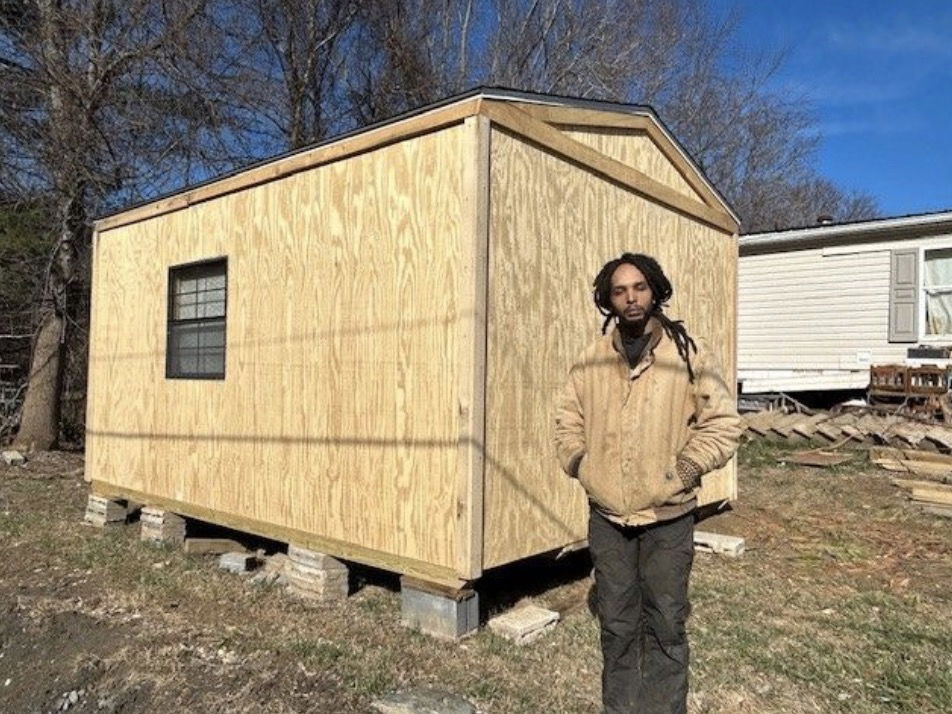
[738,247,909,378]
[561,126,704,204]
[87,126,469,576]
[484,129,737,569]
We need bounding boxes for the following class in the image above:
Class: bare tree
[212,0,358,152]
[344,0,878,230]
[0,0,230,449]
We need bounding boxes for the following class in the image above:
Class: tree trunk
[13,310,63,451]
[13,193,86,451]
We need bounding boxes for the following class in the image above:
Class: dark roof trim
[739,209,952,254]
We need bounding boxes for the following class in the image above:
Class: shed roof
[96,87,739,234]
[739,208,952,255]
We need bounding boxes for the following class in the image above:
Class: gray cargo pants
[588,506,694,714]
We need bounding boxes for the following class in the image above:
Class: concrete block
[488,604,559,645]
[694,530,746,557]
[1,450,25,466]
[400,578,478,641]
[84,495,127,527]
[218,551,257,574]
[140,507,186,544]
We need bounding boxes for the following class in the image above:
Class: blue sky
[710,0,952,217]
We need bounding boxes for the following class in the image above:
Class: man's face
[609,263,653,327]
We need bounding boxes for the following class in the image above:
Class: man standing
[553,252,742,714]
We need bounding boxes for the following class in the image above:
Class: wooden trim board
[479,101,737,234]
[454,115,491,579]
[90,480,466,589]
[516,103,732,218]
[96,97,484,232]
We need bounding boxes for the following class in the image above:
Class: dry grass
[0,442,950,713]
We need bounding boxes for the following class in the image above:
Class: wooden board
[482,127,737,569]
[87,123,472,577]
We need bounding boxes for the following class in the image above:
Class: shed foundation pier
[400,577,479,640]
[140,506,186,544]
[84,495,128,527]
[285,544,349,603]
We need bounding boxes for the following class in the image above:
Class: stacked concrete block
[84,495,127,527]
[285,544,349,602]
[140,506,186,544]
[488,604,559,645]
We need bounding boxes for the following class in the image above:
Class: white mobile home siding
[738,228,952,393]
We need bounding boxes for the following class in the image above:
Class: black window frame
[165,256,228,380]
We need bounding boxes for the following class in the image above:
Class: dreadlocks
[592,252,697,382]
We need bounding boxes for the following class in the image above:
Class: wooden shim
[693,531,745,557]
[183,538,248,555]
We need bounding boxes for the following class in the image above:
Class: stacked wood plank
[868,446,952,518]
[740,409,952,452]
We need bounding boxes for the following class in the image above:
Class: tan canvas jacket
[553,318,742,526]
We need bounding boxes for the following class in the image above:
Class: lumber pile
[868,446,952,518]
[740,408,952,451]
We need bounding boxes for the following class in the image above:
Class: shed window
[166,258,227,379]
[923,248,952,338]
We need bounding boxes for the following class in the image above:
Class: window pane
[925,248,952,287]
[197,299,226,319]
[200,322,225,348]
[176,303,197,320]
[175,276,198,294]
[201,349,225,374]
[925,249,952,335]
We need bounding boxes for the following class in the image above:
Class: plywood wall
[87,124,473,581]
[483,128,737,569]
[559,126,704,205]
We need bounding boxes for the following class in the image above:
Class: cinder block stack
[84,495,127,527]
[284,544,349,602]
[140,506,186,544]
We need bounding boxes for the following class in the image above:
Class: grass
[1,447,951,713]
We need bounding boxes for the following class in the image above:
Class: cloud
[819,116,920,137]
[825,22,952,59]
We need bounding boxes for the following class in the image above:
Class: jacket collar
[609,317,665,380]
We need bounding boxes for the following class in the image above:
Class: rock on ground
[372,688,475,714]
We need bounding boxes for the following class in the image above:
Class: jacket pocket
[577,455,620,515]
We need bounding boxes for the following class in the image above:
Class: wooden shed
[86,88,740,592]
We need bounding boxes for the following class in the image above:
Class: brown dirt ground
[0,443,950,714]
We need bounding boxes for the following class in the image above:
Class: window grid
[166,258,227,379]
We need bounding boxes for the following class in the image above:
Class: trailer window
[924,248,952,338]
[166,258,227,379]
